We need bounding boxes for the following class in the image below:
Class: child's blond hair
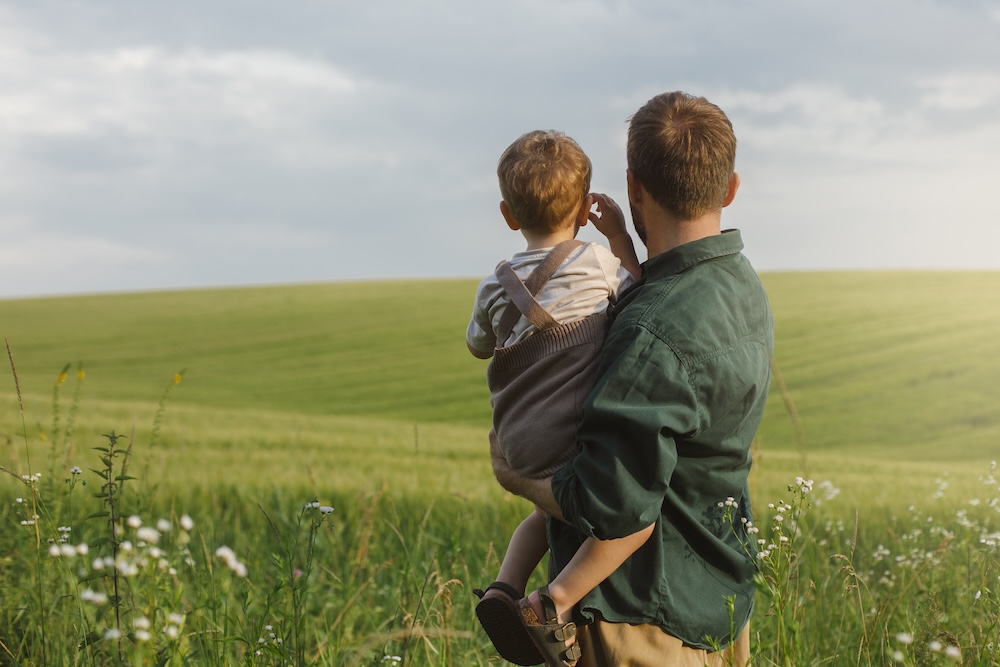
[497,130,592,233]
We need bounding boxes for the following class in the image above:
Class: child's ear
[576,194,595,227]
[722,172,740,208]
[500,201,520,231]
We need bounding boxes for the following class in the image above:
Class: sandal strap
[560,641,582,664]
[536,585,560,623]
[552,622,576,642]
[473,580,521,600]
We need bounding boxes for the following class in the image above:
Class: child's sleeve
[465,284,496,359]
[593,244,637,297]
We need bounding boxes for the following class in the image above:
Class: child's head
[627,92,736,221]
[497,130,592,233]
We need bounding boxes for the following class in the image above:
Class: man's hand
[491,453,564,521]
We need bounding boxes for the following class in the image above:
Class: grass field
[2,271,1000,665]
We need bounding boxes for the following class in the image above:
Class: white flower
[168,613,184,626]
[157,519,172,533]
[136,527,160,544]
[320,505,334,514]
[896,632,913,645]
[215,546,248,577]
[929,641,943,652]
[104,628,121,640]
[135,629,150,642]
[180,515,194,531]
[127,515,142,529]
[48,545,61,557]
[134,616,151,630]
[76,543,89,556]
[70,466,82,475]
[945,646,961,660]
[892,650,904,663]
[165,625,179,640]
[60,544,77,557]
[80,589,108,605]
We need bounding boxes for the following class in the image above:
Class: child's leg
[530,524,655,623]
[495,506,549,595]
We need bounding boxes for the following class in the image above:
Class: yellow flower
[77,369,85,380]
[173,373,183,385]
[57,372,67,384]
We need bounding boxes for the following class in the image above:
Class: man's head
[626,92,737,223]
[497,130,592,233]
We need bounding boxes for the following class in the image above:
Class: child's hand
[588,193,628,239]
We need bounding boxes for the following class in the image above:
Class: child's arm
[589,193,641,280]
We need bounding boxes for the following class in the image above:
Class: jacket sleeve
[552,323,700,539]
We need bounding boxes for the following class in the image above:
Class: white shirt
[466,242,634,355]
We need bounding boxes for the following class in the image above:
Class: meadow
[1,271,1000,665]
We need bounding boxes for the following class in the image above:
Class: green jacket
[550,229,774,649]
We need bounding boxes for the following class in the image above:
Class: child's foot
[518,586,581,667]
[474,582,545,666]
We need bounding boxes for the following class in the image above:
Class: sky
[1,0,999,298]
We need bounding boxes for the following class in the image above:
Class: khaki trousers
[577,620,750,667]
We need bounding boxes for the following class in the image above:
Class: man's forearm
[491,454,565,521]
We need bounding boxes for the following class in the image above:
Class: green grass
[2,271,1000,665]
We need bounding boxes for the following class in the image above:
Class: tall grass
[3,359,1000,665]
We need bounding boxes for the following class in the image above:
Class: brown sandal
[474,582,545,665]
[517,586,582,667]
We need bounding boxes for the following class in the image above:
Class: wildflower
[173,373,183,384]
[76,543,89,556]
[976,590,982,600]
[945,646,961,660]
[134,616,151,630]
[305,500,321,509]
[896,632,913,645]
[136,526,161,544]
[892,651,904,663]
[168,613,184,626]
[320,505,334,514]
[104,628,121,640]
[215,546,248,577]
[165,625,179,640]
[135,629,150,642]
[60,544,76,557]
[80,589,108,605]
[157,518,172,533]
[49,545,61,557]
[929,641,943,652]
[127,515,142,529]
[180,514,194,531]
[69,466,82,475]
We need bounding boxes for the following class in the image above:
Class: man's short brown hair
[627,92,736,221]
[497,130,592,232]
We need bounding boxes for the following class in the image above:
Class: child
[466,130,652,666]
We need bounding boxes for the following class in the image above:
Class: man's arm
[491,452,564,521]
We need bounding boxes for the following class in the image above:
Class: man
[493,91,773,666]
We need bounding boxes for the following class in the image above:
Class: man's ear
[500,201,520,231]
[722,172,740,208]
[575,193,595,227]
[626,169,644,207]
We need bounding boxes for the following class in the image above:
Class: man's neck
[644,210,722,258]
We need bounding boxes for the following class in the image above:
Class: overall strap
[494,240,584,346]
